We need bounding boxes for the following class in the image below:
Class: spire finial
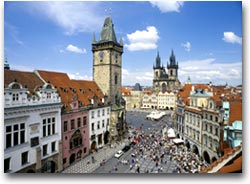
[119,36,123,46]
[92,32,96,43]
[4,56,10,70]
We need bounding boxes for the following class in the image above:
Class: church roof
[133,83,142,91]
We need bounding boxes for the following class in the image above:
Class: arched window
[155,71,158,77]
[115,74,118,85]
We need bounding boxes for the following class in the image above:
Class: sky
[4,0,242,87]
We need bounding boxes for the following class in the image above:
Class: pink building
[61,110,89,167]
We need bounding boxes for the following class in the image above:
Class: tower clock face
[99,51,104,60]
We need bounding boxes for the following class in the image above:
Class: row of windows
[43,142,57,157]
[5,123,25,149]
[11,92,54,102]
[4,151,29,173]
[186,127,200,142]
[203,136,219,151]
[204,113,219,122]
[64,116,87,132]
[203,124,219,136]
[91,108,110,119]
[91,119,109,131]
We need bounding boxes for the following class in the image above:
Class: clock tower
[92,17,126,141]
[92,17,123,104]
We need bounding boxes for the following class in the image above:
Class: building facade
[36,70,112,169]
[121,83,144,110]
[175,82,242,164]
[4,70,62,173]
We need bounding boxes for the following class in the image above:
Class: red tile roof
[143,90,153,95]
[201,144,242,173]
[4,70,44,92]
[37,70,105,111]
[229,101,242,126]
[121,87,131,96]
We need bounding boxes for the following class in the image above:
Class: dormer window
[80,89,85,94]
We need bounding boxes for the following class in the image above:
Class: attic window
[79,101,83,107]
[46,84,52,89]
[89,88,93,93]
[61,88,67,93]
[80,89,85,94]
[70,88,76,93]
[11,83,21,89]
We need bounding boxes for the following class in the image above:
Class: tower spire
[99,17,118,43]
[4,56,10,70]
[155,51,161,68]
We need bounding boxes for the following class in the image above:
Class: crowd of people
[127,119,208,173]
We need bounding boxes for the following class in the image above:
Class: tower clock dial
[99,51,104,60]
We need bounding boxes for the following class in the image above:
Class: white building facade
[89,106,111,151]
[4,71,62,173]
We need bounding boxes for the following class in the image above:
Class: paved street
[62,142,126,173]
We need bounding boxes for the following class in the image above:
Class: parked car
[122,145,130,153]
[114,150,124,158]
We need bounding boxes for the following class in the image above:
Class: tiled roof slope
[229,101,242,126]
[71,80,104,106]
[4,70,44,92]
[178,83,211,105]
[36,70,105,111]
[120,87,131,96]
[201,144,242,173]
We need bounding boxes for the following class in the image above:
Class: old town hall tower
[92,17,126,141]
[92,17,123,104]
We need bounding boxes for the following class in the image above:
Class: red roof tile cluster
[229,101,242,126]
[4,70,44,92]
[143,90,153,95]
[178,83,212,105]
[37,70,105,111]
[120,87,131,96]
[201,144,242,173]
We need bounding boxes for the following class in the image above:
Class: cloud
[149,1,184,13]
[66,44,87,54]
[181,41,191,52]
[125,26,160,51]
[122,58,242,86]
[28,1,104,35]
[179,58,242,85]
[5,22,24,45]
[68,72,92,81]
[223,32,242,44]
[122,68,153,86]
